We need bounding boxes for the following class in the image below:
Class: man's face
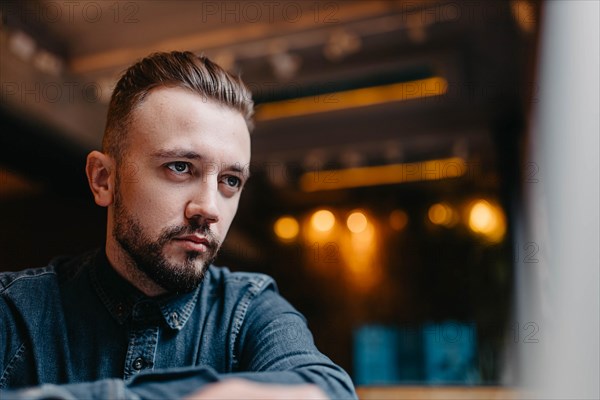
[110,87,251,293]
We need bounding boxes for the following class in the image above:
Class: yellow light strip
[255,76,448,121]
[300,157,466,192]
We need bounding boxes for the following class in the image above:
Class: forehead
[126,86,251,163]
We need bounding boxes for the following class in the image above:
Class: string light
[274,216,300,241]
[389,209,409,231]
[347,211,368,233]
[428,202,457,227]
[310,210,336,232]
[467,199,507,243]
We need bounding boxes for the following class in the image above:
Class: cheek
[218,200,240,232]
[121,182,183,225]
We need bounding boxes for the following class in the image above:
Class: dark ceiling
[0,0,538,196]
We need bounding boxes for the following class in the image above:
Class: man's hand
[186,379,329,400]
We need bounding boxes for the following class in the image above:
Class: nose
[185,181,220,225]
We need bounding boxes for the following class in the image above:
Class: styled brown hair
[102,51,254,163]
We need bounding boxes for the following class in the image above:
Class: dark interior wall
[0,104,106,270]
[0,190,106,271]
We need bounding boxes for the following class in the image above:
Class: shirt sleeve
[231,287,358,400]
[0,366,220,400]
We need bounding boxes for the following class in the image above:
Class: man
[0,51,357,399]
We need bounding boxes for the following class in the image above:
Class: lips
[173,235,211,252]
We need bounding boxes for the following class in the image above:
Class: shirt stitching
[229,274,272,368]
[0,342,27,389]
[0,271,56,293]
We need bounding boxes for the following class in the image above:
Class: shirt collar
[89,249,201,330]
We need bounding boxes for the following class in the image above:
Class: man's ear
[86,151,115,207]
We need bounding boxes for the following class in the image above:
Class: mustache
[159,223,220,250]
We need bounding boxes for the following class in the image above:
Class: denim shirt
[0,250,356,399]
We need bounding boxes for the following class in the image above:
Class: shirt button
[132,357,145,371]
[115,303,125,317]
[170,311,179,324]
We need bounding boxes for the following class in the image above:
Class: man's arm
[229,288,357,399]
[1,285,357,400]
[138,286,356,399]
[0,373,328,400]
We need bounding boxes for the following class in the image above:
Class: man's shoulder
[0,251,94,294]
[0,265,58,293]
[206,265,278,294]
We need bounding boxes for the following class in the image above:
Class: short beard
[112,178,220,294]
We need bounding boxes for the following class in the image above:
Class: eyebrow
[151,149,202,159]
[152,148,251,178]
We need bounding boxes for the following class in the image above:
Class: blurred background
[1,1,598,398]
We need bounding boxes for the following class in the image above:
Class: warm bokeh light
[273,216,299,240]
[468,201,494,232]
[304,207,381,292]
[347,211,368,233]
[300,157,467,192]
[389,209,409,231]
[467,199,507,243]
[310,209,336,232]
[255,76,448,121]
[428,202,456,227]
[345,220,380,292]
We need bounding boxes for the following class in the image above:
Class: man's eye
[167,162,190,174]
[223,175,241,188]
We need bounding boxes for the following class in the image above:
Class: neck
[105,237,167,297]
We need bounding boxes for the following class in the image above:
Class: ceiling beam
[68,1,406,74]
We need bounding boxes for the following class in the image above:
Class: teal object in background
[354,322,479,385]
[422,321,480,384]
[353,325,402,385]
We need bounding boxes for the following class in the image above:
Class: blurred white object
[520,1,599,399]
